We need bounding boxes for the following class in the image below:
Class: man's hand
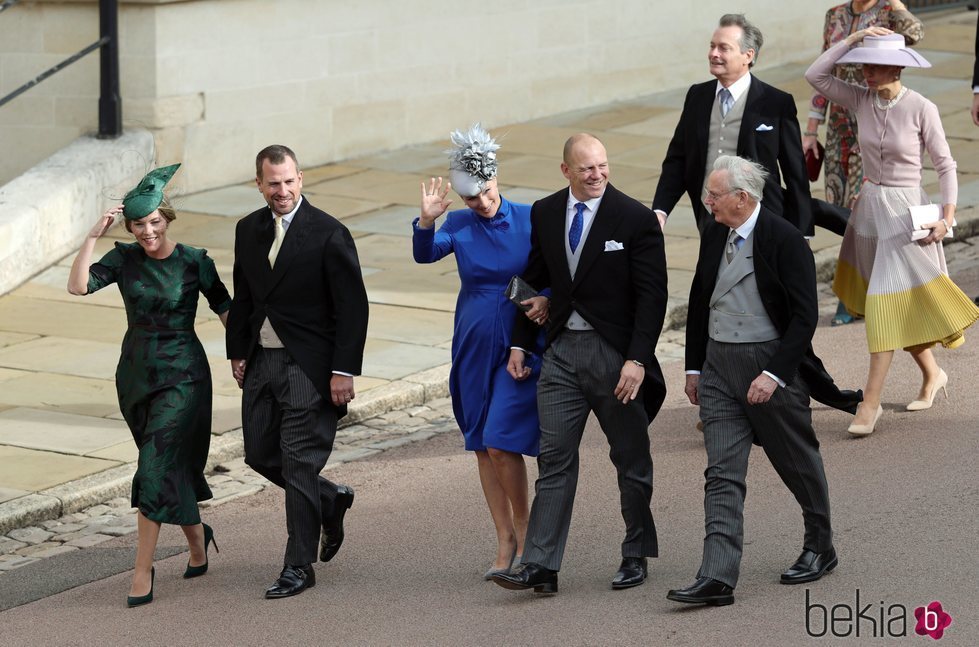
[654,210,667,231]
[330,374,356,407]
[613,361,645,404]
[971,93,979,127]
[684,373,700,406]
[522,295,550,326]
[230,359,246,388]
[507,349,531,381]
[746,373,777,405]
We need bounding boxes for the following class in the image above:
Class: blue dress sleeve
[412,216,454,263]
[86,243,126,294]
[197,248,232,314]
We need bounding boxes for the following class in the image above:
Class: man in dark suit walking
[493,134,668,594]
[227,145,369,599]
[667,156,837,607]
[653,13,860,415]
[653,13,813,236]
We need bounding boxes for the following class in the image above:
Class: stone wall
[0,130,154,295]
[1,0,825,192]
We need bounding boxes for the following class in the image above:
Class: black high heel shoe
[183,523,219,578]
[127,566,154,608]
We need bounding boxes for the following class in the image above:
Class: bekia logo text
[805,589,953,639]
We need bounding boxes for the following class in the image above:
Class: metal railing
[0,0,121,139]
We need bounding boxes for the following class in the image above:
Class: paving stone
[16,541,67,557]
[46,523,86,535]
[28,545,79,559]
[85,515,123,526]
[82,505,112,517]
[206,475,233,484]
[55,527,110,542]
[96,525,137,537]
[7,527,53,545]
[0,537,28,554]
[65,533,113,548]
[106,497,130,508]
[0,555,39,571]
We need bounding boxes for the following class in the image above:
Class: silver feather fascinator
[446,123,500,197]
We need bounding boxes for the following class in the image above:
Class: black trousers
[242,348,341,566]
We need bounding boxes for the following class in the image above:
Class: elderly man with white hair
[668,155,837,607]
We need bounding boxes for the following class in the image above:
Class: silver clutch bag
[506,276,538,312]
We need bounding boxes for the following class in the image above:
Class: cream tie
[268,215,284,267]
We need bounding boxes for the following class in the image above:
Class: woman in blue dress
[412,124,548,579]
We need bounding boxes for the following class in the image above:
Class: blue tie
[569,202,585,253]
[719,88,733,118]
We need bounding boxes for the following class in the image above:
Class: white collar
[272,195,303,225]
[716,72,752,103]
[732,201,761,240]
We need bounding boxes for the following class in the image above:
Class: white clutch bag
[909,204,954,241]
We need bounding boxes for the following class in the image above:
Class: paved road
[1,302,976,645]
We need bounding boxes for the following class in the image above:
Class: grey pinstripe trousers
[522,330,657,572]
[697,339,833,588]
[242,348,341,566]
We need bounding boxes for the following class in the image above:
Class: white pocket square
[755,124,774,132]
[604,240,624,252]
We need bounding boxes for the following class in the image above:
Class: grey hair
[719,13,763,67]
[712,155,768,202]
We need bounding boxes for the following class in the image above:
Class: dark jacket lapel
[572,184,623,287]
[267,197,313,290]
[737,76,765,155]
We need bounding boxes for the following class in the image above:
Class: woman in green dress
[67,165,231,607]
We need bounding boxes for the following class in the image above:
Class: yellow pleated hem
[863,276,979,353]
[832,259,868,318]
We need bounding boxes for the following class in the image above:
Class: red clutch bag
[805,141,825,182]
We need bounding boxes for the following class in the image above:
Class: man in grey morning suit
[667,156,837,606]
[494,134,668,594]
[227,145,369,599]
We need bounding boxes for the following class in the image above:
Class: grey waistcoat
[708,232,779,343]
[703,90,746,196]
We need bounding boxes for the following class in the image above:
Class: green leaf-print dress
[88,242,232,525]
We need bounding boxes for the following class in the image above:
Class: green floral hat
[122,163,180,220]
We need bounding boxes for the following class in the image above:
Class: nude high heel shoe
[847,404,883,436]
[906,370,948,411]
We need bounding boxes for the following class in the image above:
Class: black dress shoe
[320,485,354,562]
[491,563,558,594]
[265,564,315,599]
[780,547,838,584]
[611,557,647,590]
[666,577,735,606]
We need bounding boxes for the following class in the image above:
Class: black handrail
[0,0,121,139]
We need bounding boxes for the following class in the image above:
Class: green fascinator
[122,163,181,220]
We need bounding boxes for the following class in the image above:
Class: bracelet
[803,131,818,137]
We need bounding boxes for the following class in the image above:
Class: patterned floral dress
[87,242,231,525]
[809,2,923,208]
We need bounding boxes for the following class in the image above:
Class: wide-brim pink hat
[837,34,931,68]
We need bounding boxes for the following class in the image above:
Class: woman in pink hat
[803,1,923,326]
[806,27,979,436]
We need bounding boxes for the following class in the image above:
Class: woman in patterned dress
[806,29,979,436]
[803,1,923,325]
[67,165,231,606]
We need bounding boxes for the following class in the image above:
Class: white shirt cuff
[685,370,701,375]
[333,371,354,377]
[762,370,785,388]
